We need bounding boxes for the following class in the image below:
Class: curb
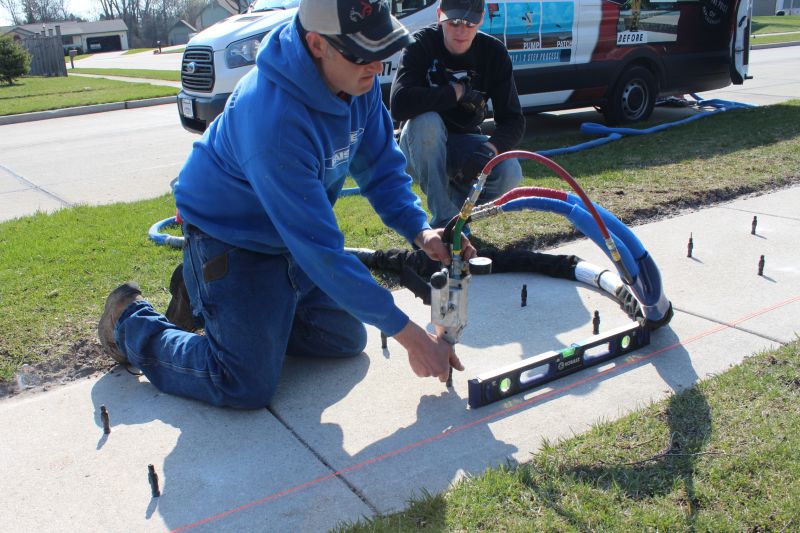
[0,96,177,126]
[751,40,800,50]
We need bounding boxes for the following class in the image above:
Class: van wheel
[603,66,656,125]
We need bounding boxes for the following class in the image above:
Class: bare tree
[59,0,204,46]
[13,0,69,23]
[0,0,24,24]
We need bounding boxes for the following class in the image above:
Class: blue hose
[149,94,743,321]
[499,195,671,324]
[537,133,623,156]
[148,216,184,248]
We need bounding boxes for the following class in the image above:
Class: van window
[393,0,437,18]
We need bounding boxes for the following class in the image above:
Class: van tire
[603,66,657,125]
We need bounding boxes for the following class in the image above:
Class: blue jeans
[114,225,367,409]
[399,112,523,228]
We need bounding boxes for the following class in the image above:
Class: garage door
[86,35,122,53]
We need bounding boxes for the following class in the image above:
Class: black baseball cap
[298,0,413,63]
[439,0,485,24]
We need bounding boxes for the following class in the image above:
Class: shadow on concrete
[461,273,626,355]
[88,355,375,531]
[514,330,711,530]
[272,354,519,522]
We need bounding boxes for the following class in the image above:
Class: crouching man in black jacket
[390,0,525,230]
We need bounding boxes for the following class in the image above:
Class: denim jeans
[399,112,523,228]
[114,225,367,408]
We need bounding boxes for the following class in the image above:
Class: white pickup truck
[177,0,751,134]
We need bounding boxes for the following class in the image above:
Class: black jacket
[390,25,525,153]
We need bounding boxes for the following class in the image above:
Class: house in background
[774,0,800,14]
[195,0,240,31]
[168,20,197,45]
[753,0,799,15]
[2,19,129,54]
[0,25,36,41]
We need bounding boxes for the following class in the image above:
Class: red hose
[480,151,611,241]
[492,186,568,206]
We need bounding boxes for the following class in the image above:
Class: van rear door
[731,0,752,85]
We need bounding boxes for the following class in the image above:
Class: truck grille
[181,47,214,92]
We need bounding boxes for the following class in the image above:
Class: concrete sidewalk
[1,186,798,532]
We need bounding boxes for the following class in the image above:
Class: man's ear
[305,31,327,60]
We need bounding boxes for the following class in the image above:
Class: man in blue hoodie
[97,0,475,409]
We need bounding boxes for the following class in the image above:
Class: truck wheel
[603,66,657,125]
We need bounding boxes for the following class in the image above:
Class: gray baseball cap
[439,0,484,24]
[298,0,413,63]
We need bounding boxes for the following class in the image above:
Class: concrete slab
[0,106,194,218]
[0,371,371,532]
[0,187,67,221]
[721,186,800,220]
[73,49,183,71]
[1,152,797,529]
[260,187,797,519]
[696,47,800,106]
[269,289,778,516]
[549,187,800,343]
[45,163,180,206]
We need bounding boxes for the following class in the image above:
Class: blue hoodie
[174,18,430,336]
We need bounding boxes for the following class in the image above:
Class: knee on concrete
[228,381,279,409]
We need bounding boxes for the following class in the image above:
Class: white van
[177,0,752,133]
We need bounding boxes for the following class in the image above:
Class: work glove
[455,87,487,129]
[459,88,486,115]
[455,145,495,185]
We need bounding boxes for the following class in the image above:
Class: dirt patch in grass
[0,337,117,400]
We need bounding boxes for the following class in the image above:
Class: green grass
[123,48,154,55]
[0,76,178,116]
[69,68,181,82]
[751,32,800,45]
[752,15,800,34]
[335,340,800,532]
[750,15,800,45]
[1,101,798,381]
[0,198,183,378]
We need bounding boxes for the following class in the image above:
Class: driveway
[73,48,183,71]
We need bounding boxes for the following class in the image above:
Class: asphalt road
[0,105,195,222]
[71,47,184,71]
[1,46,797,223]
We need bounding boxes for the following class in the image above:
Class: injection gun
[430,255,471,346]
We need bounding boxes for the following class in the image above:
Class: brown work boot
[165,263,196,332]
[98,282,143,364]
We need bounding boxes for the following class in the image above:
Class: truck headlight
[225,33,267,68]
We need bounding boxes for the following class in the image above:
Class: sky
[1,0,97,26]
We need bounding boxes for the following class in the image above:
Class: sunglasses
[444,18,479,28]
[322,35,371,65]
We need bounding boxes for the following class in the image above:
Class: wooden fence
[21,33,67,77]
